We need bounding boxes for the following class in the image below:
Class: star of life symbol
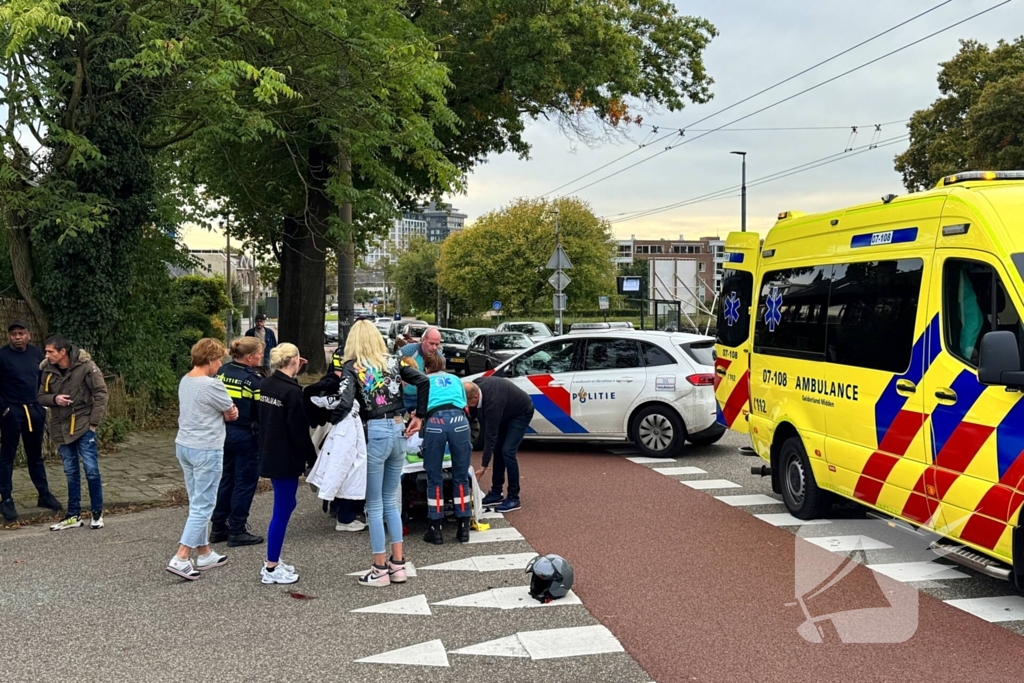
[765,286,783,332]
[724,291,741,327]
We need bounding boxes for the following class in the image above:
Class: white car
[465,330,724,458]
[495,321,553,344]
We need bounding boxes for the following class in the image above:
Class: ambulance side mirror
[978,331,1024,387]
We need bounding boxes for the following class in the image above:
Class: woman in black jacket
[258,343,316,585]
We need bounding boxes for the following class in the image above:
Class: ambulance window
[826,259,923,373]
[717,269,753,348]
[754,265,832,360]
[943,260,1024,368]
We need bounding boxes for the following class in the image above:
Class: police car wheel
[470,417,483,451]
[631,405,684,458]
[780,436,829,519]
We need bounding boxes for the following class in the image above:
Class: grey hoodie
[38,346,108,445]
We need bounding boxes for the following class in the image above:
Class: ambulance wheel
[780,436,830,519]
[631,404,685,458]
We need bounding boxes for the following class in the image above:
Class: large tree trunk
[4,210,48,337]
[277,144,332,377]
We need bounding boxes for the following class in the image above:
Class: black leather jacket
[332,356,428,423]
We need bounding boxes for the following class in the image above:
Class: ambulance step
[930,541,1011,581]
[751,465,771,477]
[864,511,929,537]
[739,446,758,457]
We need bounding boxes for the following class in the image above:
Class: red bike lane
[506,450,1023,683]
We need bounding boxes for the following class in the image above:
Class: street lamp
[731,151,747,232]
[552,207,562,336]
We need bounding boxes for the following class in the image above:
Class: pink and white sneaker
[388,558,408,584]
[358,564,391,587]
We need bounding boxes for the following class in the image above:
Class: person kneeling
[420,354,472,545]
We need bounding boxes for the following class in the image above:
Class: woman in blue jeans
[332,320,428,587]
[167,339,238,580]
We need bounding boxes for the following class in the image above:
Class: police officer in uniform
[210,337,265,546]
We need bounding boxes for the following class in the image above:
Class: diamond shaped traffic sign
[547,271,571,290]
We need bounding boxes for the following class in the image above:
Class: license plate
[450,357,465,363]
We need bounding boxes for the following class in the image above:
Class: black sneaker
[228,531,264,547]
[37,492,62,511]
[209,526,229,544]
[423,521,443,545]
[456,518,470,543]
[481,491,504,507]
[0,498,17,522]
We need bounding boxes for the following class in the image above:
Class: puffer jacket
[38,346,108,445]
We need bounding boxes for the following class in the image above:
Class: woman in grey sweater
[166,338,239,580]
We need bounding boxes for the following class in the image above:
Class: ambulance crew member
[210,336,265,547]
[420,353,473,545]
[331,320,428,587]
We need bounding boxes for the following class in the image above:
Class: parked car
[496,321,553,344]
[386,319,420,352]
[324,320,340,345]
[465,332,534,375]
[465,330,723,458]
[463,327,493,340]
[375,319,392,338]
[437,328,470,376]
[354,307,374,320]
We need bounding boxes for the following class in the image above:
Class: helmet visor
[526,555,561,581]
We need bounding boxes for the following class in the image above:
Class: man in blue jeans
[38,335,108,531]
[464,376,534,513]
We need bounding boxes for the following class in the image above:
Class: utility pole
[338,154,355,347]
[225,230,233,344]
[731,151,747,232]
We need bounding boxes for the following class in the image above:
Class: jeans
[424,409,472,520]
[490,407,534,500]
[175,444,223,548]
[212,428,260,535]
[267,478,298,563]
[365,418,405,554]
[0,404,49,500]
[60,431,104,517]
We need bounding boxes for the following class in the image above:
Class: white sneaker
[90,514,104,529]
[196,550,228,571]
[277,559,296,574]
[261,563,299,584]
[335,519,367,532]
[50,515,83,531]
[166,557,201,581]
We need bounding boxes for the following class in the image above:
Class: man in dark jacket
[464,376,534,513]
[38,335,108,531]
[245,314,278,372]
[0,320,61,521]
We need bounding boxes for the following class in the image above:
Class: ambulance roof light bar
[940,170,1024,187]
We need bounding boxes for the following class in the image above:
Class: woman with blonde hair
[332,320,428,587]
[167,338,238,580]
[258,343,317,584]
[210,336,265,547]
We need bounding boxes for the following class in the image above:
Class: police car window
[680,341,715,366]
[754,265,833,360]
[583,339,642,371]
[511,340,577,377]
[826,259,923,373]
[943,259,1024,368]
[717,270,753,348]
[641,341,676,367]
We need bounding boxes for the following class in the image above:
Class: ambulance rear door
[715,232,761,433]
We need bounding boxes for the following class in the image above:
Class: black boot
[423,520,444,545]
[209,524,229,544]
[456,518,470,543]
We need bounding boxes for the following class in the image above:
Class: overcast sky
[446,0,1024,241]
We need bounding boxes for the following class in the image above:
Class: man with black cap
[245,314,278,373]
[0,320,61,521]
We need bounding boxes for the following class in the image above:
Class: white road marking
[355,639,449,667]
[451,625,624,660]
[681,479,741,490]
[450,635,530,658]
[804,535,892,552]
[714,494,781,506]
[945,595,1024,622]
[433,586,581,610]
[478,510,505,520]
[654,466,707,476]
[626,456,677,464]
[347,563,417,577]
[350,594,431,616]
[754,513,831,527]
[468,527,525,544]
[867,561,969,583]
[420,552,538,573]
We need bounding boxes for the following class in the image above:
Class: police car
[465,326,724,458]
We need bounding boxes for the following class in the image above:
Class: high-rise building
[362,216,429,268]
[405,201,467,243]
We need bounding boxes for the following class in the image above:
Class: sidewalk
[6,429,183,525]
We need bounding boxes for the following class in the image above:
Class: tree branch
[140,120,207,149]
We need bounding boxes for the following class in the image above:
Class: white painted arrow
[434,586,581,610]
[450,625,624,660]
[350,594,431,616]
[420,552,537,573]
[468,527,524,544]
[355,639,449,667]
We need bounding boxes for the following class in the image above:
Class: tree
[393,237,441,313]
[438,198,615,315]
[895,38,1024,191]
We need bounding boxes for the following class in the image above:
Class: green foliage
[393,237,441,312]
[438,197,616,316]
[895,38,1024,191]
[173,276,232,317]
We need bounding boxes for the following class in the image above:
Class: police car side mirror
[978,331,1024,387]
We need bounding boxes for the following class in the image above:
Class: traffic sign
[598,296,609,310]
[372,297,378,305]
[547,271,571,290]
[553,293,567,311]
[545,245,573,270]
[492,301,502,311]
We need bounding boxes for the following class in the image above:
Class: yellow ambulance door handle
[934,388,958,405]
[715,367,727,377]
[895,379,916,396]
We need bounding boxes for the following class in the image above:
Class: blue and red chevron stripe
[526,375,587,434]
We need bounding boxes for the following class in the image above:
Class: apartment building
[614,235,726,292]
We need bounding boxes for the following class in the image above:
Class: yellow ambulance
[715,170,1024,588]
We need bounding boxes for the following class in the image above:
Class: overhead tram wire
[562,0,1013,198]
[538,0,955,198]
[608,134,910,225]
